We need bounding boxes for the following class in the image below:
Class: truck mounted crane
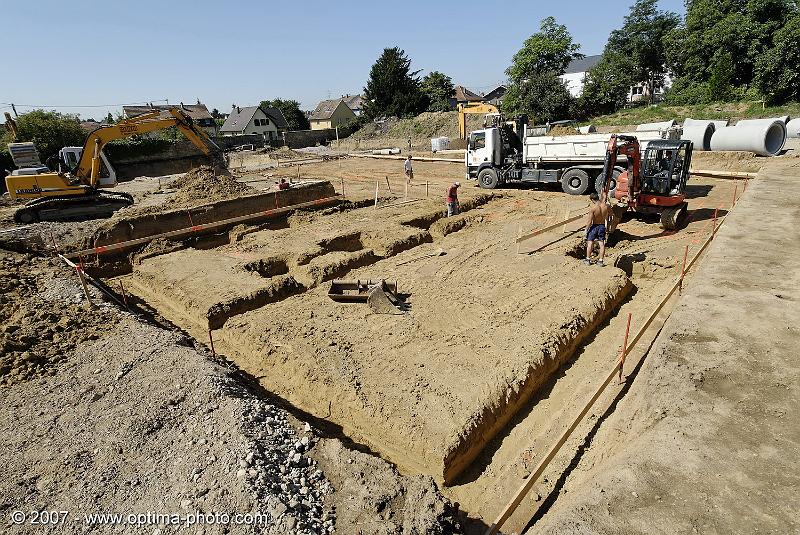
[5,107,226,223]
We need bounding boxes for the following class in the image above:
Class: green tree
[575,53,637,118]
[707,51,735,102]
[755,14,800,104]
[504,71,574,124]
[502,17,581,122]
[420,71,455,112]
[105,112,114,124]
[260,98,310,131]
[362,47,428,119]
[606,0,679,103]
[665,0,798,104]
[1,110,85,163]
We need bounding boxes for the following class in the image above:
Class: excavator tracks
[14,191,134,223]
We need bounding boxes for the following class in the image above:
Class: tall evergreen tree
[362,47,428,119]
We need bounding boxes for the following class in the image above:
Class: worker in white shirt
[404,155,414,185]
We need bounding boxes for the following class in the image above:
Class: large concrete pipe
[787,118,800,138]
[684,118,729,130]
[682,122,716,151]
[636,120,677,132]
[710,120,787,156]
[578,125,596,134]
[735,116,790,127]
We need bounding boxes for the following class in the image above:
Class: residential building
[219,105,289,140]
[450,85,484,107]
[483,85,507,107]
[559,55,603,98]
[309,99,356,130]
[341,94,364,116]
[122,102,218,136]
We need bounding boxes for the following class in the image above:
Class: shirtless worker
[584,191,609,266]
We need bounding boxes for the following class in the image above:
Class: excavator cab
[640,140,692,197]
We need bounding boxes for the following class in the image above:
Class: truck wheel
[595,169,621,196]
[478,168,499,189]
[561,169,590,195]
[660,203,687,230]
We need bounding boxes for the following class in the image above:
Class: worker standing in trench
[446,182,460,217]
[584,192,608,266]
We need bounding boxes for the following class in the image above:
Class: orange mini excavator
[599,134,693,231]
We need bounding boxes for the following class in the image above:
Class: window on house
[255,119,262,126]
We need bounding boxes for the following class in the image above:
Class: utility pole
[11,104,18,117]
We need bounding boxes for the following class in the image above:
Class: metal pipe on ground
[682,122,716,151]
[710,120,787,156]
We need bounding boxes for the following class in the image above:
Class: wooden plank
[516,212,587,244]
[689,168,758,179]
[65,196,340,259]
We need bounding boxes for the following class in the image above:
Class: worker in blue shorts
[584,191,609,266]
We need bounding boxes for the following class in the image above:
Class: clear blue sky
[3,0,685,121]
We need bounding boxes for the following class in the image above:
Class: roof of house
[453,85,484,102]
[483,85,507,99]
[80,120,105,133]
[341,94,363,111]
[219,106,289,132]
[564,55,602,74]
[122,103,213,121]
[310,99,355,121]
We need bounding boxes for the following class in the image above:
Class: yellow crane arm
[75,107,223,187]
[458,102,500,139]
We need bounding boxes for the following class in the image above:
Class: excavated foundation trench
[103,183,632,485]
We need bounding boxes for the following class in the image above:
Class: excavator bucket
[607,203,627,234]
[367,284,403,315]
[328,279,404,314]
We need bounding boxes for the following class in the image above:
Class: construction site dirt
[1,146,792,534]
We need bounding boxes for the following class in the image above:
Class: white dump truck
[465,118,679,194]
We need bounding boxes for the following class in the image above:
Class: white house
[560,55,673,103]
[219,105,289,140]
[559,55,603,98]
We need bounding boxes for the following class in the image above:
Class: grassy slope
[586,101,800,126]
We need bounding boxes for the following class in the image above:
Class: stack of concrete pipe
[710,117,788,156]
[787,118,800,138]
[681,119,718,151]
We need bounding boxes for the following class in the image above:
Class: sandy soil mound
[547,126,578,136]
[692,151,764,172]
[166,166,254,208]
[266,146,307,159]
[0,254,118,385]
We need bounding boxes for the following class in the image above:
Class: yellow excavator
[4,107,226,223]
[457,102,500,139]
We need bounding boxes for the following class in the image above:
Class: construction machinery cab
[640,139,692,197]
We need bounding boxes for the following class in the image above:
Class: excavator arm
[458,102,500,139]
[75,107,224,188]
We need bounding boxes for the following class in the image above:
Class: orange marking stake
[732,184,738,208]
[618,313,632,382]
[679,244,689,293]
[712,206,719,235]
